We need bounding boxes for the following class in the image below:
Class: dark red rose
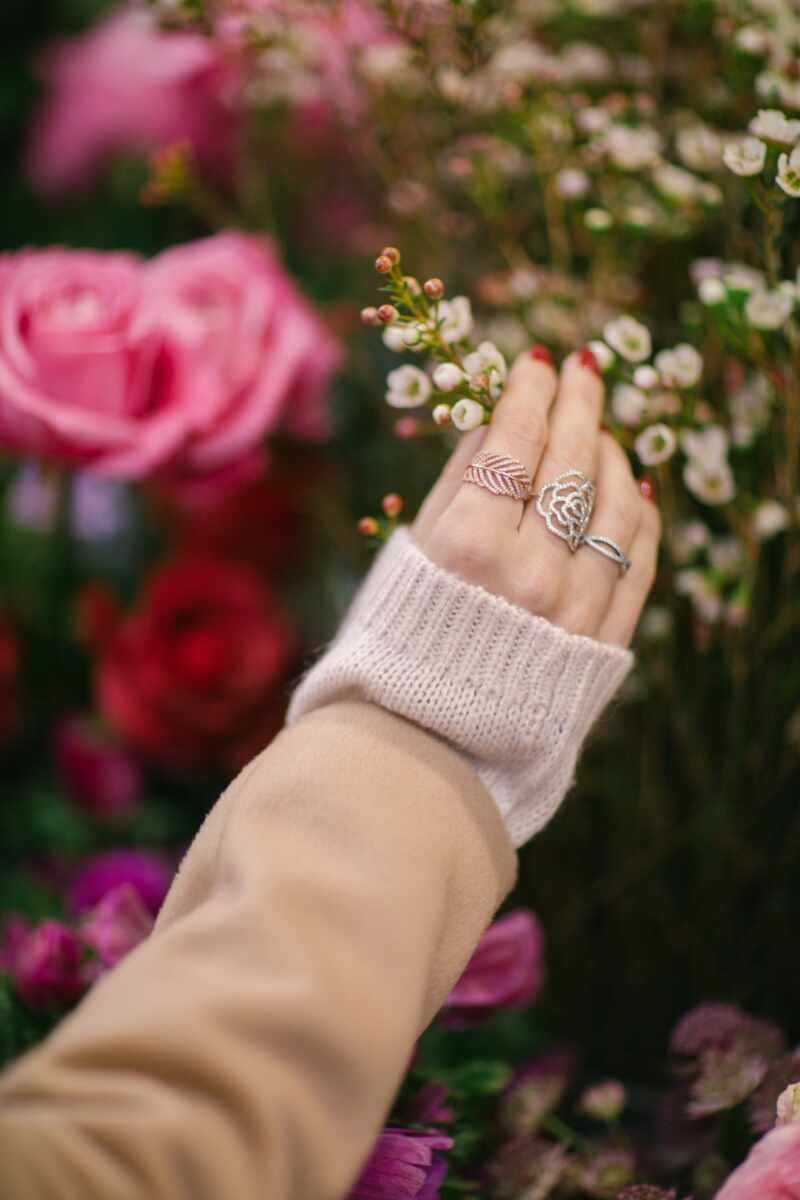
[0,616,20,748]
[96,556,297,772]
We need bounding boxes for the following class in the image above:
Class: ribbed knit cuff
[287,527,633,848]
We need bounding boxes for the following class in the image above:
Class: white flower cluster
[722,108,800,198]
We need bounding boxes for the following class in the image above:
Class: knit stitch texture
[288,527,633,848]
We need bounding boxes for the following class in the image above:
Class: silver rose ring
[532,469,632,576]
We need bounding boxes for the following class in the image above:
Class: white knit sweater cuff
[287,527,632,849]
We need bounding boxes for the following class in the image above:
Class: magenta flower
[26,8,236,194]
[349,1129,453,1200]
[69,850,173,917]
[443,909,545,1025]
[80,883,154,975]
[11,920,85,1008]
[55,717,143,821]
[715,1124,800,1198]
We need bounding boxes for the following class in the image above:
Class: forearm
[0,702,516,1200]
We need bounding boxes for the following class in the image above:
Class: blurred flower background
[2,0,800,1195]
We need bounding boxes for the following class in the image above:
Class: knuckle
[508,560,561,614]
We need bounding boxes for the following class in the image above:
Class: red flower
[0,616,20,748]
[96,556,298,773]
[11,920,85,1009]
[55,717,143,821]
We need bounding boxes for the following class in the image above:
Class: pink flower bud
[361,306,381,327]
[379,246,401,266]
[13,921,85,1008]
[358,516,380,536]
[378,304,398,324]
[381,493,404,518]
[424,278,445,300]
[394,417,420,439]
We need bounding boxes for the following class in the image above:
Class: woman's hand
[413,348,661,647]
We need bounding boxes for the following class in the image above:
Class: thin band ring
[582,534,632,576]
[463,451,533,502]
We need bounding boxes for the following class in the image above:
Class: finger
[597,493,662,647]
[451,349,558,528]
[558,435,643,637]
[528,347,604,503]
[414,427,486,543]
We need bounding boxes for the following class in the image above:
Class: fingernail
[578,346,602,377]
[640,476,657,502]
[530,344,554,365]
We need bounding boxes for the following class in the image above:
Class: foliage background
[0,0,798,1093]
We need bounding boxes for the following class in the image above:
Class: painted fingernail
[640,476,657,502]
[530,343,554,365]
[578,346,602,377]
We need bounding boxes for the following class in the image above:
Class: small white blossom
[682,425,729,468]
[676,125,723,172]
[776,1083,800,1126]
[555,168,591,198]
[605,124,663,171]
[383,324,408,352]
[438,296,473,344]
[432,403,452,426]
[432,363,464,392]
[402,323,427,349]
[603,315,652,363]
[509,267,539,299]
[698,181,723,206]
[654,344,703,388]
[612,383,648,427]
[463,341,507,399]
[736,26,771,56]
[359,43,416,84]
[675,569,722,623]
[577,105,610,135]
[633,365,659,390]
[723,135,767,176]
[683,460,736,506]
[731,374,772,446]
[560,42,612,84]
[451,397,486,431]
[745,288,795,330]
[386,364,432,408]
[753,499,790,540]
[699,278,727,305]
[635,423,677,465]
[588,340,615,372]
[584,207,613,231]
[748,109,800,145]
[653,163,700,201]
[723,263,765,294]
[776,144,800,196]
[670,520,710,564]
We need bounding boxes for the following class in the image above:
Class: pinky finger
[597,499,662,648]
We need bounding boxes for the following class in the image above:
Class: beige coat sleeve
[0,702,517,1200]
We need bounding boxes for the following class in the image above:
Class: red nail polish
[640,476,657,502]
[530,344,554,365]
[578,346,602,377]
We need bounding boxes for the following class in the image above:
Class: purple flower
[80,883,154,975]
[443,909,544,1026]
[55,717,143,821]
[349,1129,453,1200]
[406,1082,454,1125]
[70,849,173,917]
[12,920,85,1008]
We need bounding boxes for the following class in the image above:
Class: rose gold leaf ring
[463,451,533,502]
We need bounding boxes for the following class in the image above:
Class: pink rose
[137,233,340,466]
[81,883,154,974]
[443,909,545,1026]
[55,716,143,821]
[12,920,85,1008]
[715,1124,800,1199]
[26,7,236,194]
[0,237,339,477]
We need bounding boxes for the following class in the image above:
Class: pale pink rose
[137,233,340,467]
[0,248,197,477]
[715,1124,800,1198]
[0,237,339,477]
[26,7,237,194]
